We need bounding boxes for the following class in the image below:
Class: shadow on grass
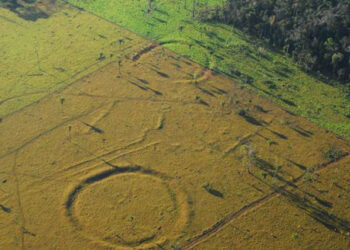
[252,157,350,234]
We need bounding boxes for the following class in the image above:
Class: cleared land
[0,1,350,249]
[0,0,149,118]
[67,0,350,139]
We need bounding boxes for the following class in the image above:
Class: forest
[201,0,350,83]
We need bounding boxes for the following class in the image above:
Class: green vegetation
[66,0,350,138]
[206,0,350,82]
[202,182,224,198]
[202,182,213,192]
[221,100,226,107]
[303,169,317,183]
[60,97,65,105]
[170,242,181,250]
[274,163,282,172]
[325,146,347,161]
[261,172,268,179]
[267,139,276,146]
[292,233,299,240]
[0,1,146,118]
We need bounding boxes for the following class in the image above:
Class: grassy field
[66,0,350,139]
[1,1,350,249]
[2,36,350,249]
[0,0,149,118]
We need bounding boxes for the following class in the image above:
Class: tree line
[200,0,350,83]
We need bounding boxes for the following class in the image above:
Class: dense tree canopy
[201,0,350,82]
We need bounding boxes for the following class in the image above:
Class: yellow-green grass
[1,42,349,249]
[66,0,350,138]
[0,1,148,118]
[1,1,350,249]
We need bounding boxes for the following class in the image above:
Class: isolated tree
[146,0,153,16]
[192,0,197,18]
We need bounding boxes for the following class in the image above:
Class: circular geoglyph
[64,167,189,248]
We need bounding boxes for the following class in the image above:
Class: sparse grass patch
[261,172,268,179]
[303,169,318,183]
[267,139,276,146]
[202,182,213,192]
[292,233,299,240]
[324,146,347,161]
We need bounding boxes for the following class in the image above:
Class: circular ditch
[64,167,189,248]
